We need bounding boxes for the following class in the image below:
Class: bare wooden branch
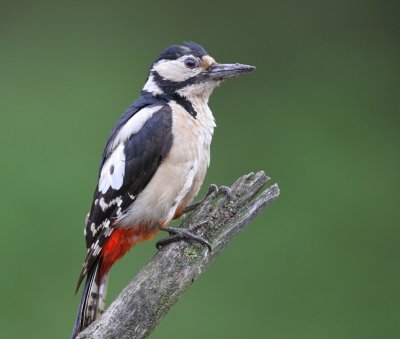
[77,171,280,339]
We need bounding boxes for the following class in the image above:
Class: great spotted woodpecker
[71,42,255,337]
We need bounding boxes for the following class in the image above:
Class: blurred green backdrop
[1,0,399,338]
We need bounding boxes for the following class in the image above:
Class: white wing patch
[98,143,126,194]
[108,105,162,153]
[99,196,123,212]
[99,105,163,194]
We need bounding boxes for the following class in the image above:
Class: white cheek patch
[98,143,126,193]
[153,56,201,82]
[142,75,163,95]
[177,81,219,100]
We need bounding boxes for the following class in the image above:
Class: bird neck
[142,74,216,120]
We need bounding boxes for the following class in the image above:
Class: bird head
[142,42,255,101]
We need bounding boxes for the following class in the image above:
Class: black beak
[206,63,256,80]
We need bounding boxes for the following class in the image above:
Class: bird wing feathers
[76,102,173,289]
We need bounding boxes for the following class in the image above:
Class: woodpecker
[71,42,255,338]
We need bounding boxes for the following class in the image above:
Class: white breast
[119,100,215,229]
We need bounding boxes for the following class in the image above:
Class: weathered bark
[77,171,280,339]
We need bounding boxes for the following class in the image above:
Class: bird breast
[119,100,215,230]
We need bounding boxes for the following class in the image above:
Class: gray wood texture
[77,171,280,339]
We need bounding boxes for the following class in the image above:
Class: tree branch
[77,171,280,339]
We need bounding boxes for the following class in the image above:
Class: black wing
[77,101,173,288]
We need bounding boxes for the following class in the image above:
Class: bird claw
[215,185,232,200]
[156,184,232,251]
[206,183,219,197]
[156,223,211,251]
[183,184,232,214]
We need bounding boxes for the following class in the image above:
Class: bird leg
[156,184,232,251]
[182,184,232,214]
[156,221,211,251]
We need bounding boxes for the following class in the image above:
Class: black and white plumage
[79,102,173,283]
[71,42,255,338]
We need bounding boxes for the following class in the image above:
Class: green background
[1,0,399,338]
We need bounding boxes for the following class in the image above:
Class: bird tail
[71,259,109,339]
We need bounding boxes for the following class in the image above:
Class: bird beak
[205,63,256,80]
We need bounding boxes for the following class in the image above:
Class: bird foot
[156,222,211,251]
[183,184,232,214]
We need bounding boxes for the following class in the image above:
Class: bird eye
[184,57,198,69]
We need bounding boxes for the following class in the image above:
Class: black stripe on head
[183,41,208,58]
[154,45,190,63]
[150,72,198,118]
[153,42,208,63]
[151,71,199,92]
[140,90,197,118]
